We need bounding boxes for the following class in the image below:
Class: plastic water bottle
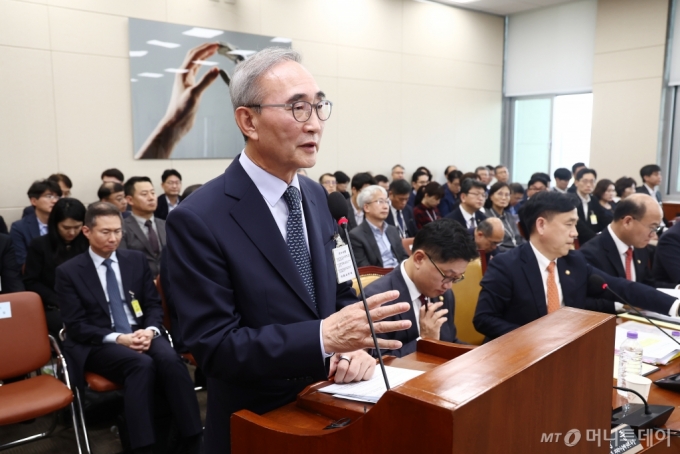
[618,331,643,394]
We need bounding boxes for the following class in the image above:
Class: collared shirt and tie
[460,206,478,229]
[131,213,161,255]
[38,219,48,236]
[529,242,563,311]
[608,225,636,282]
[390,205,406,238]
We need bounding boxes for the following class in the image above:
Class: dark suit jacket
[165,156,357,450]
[407,190,416,207]
[445,205,486,229]
[579,227,675,289]
[345,198,358,231]
[24,235,88,309]
[385,204,418,238]
[0,216,7,235]
[9,213,40,266]
[364,267,457,357]
[348,221,409,268]
[54,249,164,389]
[568,193,607,244]
[119,215,166,276]
[653,221,680,284]
[0,234,24,294]
[438,185,458,218]
[21,205,34,218]
[473,242,676,340]
[154,194,182,221]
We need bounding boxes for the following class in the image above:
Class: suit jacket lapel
[519,244,548,317]
[117,252,140,324]
[157,220,166,248]
[601,229,626,277]
[392,270,419,341]
[556,257,581,309]
[127,217,155,257]
[361,221,383,266]
[300,180,326,317]
[79,255,110,317]
[633,249,646,282]
[226,159,317,317]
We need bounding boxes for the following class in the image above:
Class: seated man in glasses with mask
[364,218,479,357]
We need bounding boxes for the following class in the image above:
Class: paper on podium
[320,366,425,404]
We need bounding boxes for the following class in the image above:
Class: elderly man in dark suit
[473,192,680,341]
[580,194,675,291]
[119,176,165,277]
[55,202,202,454]
[385,179,418,238]
[349,185,409,268]
[165,48,410,453]
[0,234,24,294]
[364,219,478,357]
[446,179,487,230]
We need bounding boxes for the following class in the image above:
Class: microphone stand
[339,219,391,390]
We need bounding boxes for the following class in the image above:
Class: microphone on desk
[589,274,680,389]
[327,192,391,390]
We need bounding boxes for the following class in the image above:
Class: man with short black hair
[439,170,462,217]
[475,166,490,187]
[101,168,125,184]
[508,183,525,216]
[567,162,585,194]
[494,165,509,184]
[445,179,487,229]
[580,194,675,290]
[346,172,377,231]
[553,168,572,193]
[637,164,662,201]
[386,179,418,238]
[333,171,351,199]
[98,182,130,218]
[349,185,408,268]
[318,173,336,194]
[11,179,62,266]
[155,169,183,220]
[365,218,478,357]
[408,170,430,207]
[391,164,405,181]
[55,202,202,454]
[569,167,607,242]
[120,177,165,276]
[474,191,680,341]
[374,174,389,190]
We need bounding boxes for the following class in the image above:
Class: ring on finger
[339,355,352,364]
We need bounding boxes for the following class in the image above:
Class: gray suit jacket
[349,220,409,268]
[119,215,166,276]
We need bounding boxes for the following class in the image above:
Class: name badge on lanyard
[332,234,356,283]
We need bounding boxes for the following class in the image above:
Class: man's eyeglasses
[245,100,333,122]
[633,218,664,236]
[426,253,465,284]
[41,194,60,201]
[466,191,487,199]
[368,199,390,206]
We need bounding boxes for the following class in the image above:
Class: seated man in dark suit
[473,191,679,341]
[636,164,669,227]
[22,173,72,219]
[119,177,165,277]
[364,218,478,357]
[0,233,24,294]
[11,179,62,267]
[439,170,462,217]
[653,218,680,285]
[98,182,131,219]
[386,179,418,238]
[155,169,183,220]
[567,162,586,194]
[349,185,409,268]
[55,202,202,454]
[580,194,675,293]
[345,172,376,231]
[568,167,608,244]
[474,218,504,261]
[407,169,430,207]
[445,179,487,229]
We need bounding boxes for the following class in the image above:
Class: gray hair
[357,185,388,211]
[230,47,301,112]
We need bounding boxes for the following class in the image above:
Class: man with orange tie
[579,194,677,291]
[473,191,680,341]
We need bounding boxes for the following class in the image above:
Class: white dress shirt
[389,205,406,238]
[399,262,422,336]
[131,213,160,245]
[352,201,364,226]
[529,242,563,308]
[89,248,159,343]
[608,225,636,282]
[459,205,477,229]
[166,195,179,213]
[577,192,590,218]
[38,219,48,236]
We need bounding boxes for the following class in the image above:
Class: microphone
[611,386,674,433]
[327,192,391,390]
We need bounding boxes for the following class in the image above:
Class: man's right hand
[321,290,411,353]
[115,333,148,353]
[418,301,448,340]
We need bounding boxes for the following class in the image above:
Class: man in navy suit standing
[55,202,202,454]
[364,218,478,357]
[166,48,411,453]
[473,191,680,341]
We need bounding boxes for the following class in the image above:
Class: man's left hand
[132,329,154,351]
[328,350,376,383]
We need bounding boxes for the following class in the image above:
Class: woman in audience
[593,179,616,225]
[483,182,525,251]
[614,177,637,202]
[24,198,88,338]
[413,182,444,229]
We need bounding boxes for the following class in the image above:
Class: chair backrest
[402,238,414,256]
[0,292,51,380]
[478,250,488,275]
[351,267,393,295]
[452,259,485,345]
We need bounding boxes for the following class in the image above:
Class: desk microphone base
[611,404,674,434]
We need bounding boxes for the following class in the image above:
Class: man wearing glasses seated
[445,179,488,230]
[349,185,409,268]
[364,219,479,357]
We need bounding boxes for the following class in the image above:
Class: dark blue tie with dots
[283,186,316,306]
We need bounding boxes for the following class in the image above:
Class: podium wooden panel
[232,308,618,453]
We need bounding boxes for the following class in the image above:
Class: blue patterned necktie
[282,186,316,306]
[103,259,132,333]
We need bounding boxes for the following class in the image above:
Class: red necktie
[625,247,634,281]
[419,295,428,310]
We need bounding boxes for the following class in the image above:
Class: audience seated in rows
[446,179,487,229]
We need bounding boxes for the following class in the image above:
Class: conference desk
[232,310,680,453]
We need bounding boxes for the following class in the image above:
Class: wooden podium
[231,308,619,453]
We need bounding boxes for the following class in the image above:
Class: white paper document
[615,321,680,365]
[320,366,425,404]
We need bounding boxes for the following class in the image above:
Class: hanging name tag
[131,299,143,318]
[332,245,356,283]
[590,213,598,225]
